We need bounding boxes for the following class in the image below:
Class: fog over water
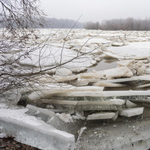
[40,0,150,22]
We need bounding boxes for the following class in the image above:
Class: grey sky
[40,0,150,22]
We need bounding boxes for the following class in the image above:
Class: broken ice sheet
[0,108,75,150]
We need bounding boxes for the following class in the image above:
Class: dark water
[88,59,117,72]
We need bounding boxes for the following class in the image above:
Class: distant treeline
[84,18,150,30]
[45,18,83,28]
[0,17,83,29]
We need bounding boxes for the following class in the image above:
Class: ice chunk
[80,67,132,81]
[125,100,137,108]
[43,99,125,111]
[51,91,150,104]
[119,107,144,117]
[101,67,133,79]
[74,86,104,91]
[93,81,125,87]
[87,112,116,120]
[0,108,75,150]
[105,75,150,83]
[27,86,104,101]
[26,105,55,122]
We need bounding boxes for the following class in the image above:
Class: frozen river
[1,29,150,149]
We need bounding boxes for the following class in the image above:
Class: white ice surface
[19,46,96,69]
[108,42,150,57]
[119,107,144,117]
[19,47,77,67]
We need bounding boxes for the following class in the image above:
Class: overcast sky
[40,0,150,22]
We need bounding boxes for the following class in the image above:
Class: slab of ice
[55,90,150,97]
[87,112,116,120]
[27,86,104,101]
[105,75,150,83]
[43,99,125,111]
[93,81,125,87]
[80,67,133,80]
[27,104,56,121]
[97,67,133,79]
[0,108,75,150]
[74,86,104,91]
[119,107,144,117]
